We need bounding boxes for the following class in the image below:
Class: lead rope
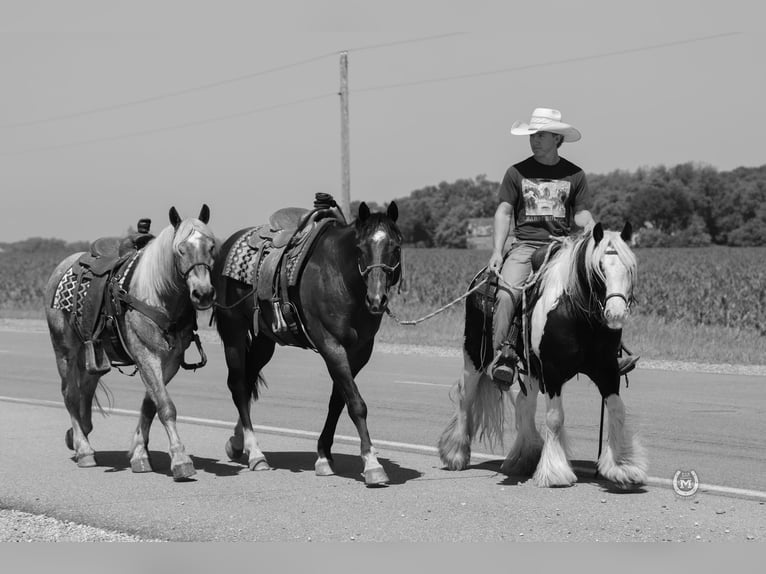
[385,275,490,325]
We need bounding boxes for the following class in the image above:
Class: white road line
[3,394,766,503]
[392,380,452,388]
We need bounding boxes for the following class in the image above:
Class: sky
[1,0,763,242]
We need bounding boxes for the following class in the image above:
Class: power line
[352,31,741,94]
[0,52,337,130]
[0,31,739,156]
[0,92,335,156]
[0,32,464,130]
[345,31,464,53]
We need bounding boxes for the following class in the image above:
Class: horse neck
[321,224,362,278]
[129,226,189,315]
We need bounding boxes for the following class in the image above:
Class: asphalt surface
[0,321,765,542]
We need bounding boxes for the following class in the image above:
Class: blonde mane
[129,218,212,305]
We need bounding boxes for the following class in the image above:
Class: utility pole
[339,51,351,221]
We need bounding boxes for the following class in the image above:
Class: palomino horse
[45,205,216,480]
[438,222,647,488]
[212,201,402,485]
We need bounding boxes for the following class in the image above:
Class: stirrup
[618,355,640,376]
[84,340,111,375]
[489,348,517,392]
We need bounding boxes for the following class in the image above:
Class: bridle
[358,260,401,283]
[595,247,634,315]
[356,227,402,292]
[175,229,216,281]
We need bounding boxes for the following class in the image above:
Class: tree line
[353,163,766,248]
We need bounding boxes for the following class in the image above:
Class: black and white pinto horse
[438,223,647,488]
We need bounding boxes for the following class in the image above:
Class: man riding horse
[487,107,638,389]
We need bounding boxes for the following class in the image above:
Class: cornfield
[390,247,766,335]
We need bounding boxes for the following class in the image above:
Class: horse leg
[438,350,502,470]
[533,392,577,487]
[61,362,99,468]
[315,383,345,476]
[136,358,195,481]
[321,341,388,486]
[128,393,156,473]
[223,332,273,471]
[597,393,648,487]
[500,376,543,476]
[50,323,98,468]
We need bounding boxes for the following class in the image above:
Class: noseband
[358,261,400,281]
[178,261,213,280]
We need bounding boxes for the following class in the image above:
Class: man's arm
[488,201,513,274]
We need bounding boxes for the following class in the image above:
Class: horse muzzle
[365,293,388,315]
[603,292,630,330]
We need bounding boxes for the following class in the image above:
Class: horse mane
[538,228,637,319]
[131,218,210,302]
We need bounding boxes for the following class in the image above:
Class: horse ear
[387,201,399,222]
[592,222,604,244]
[358,202,370,222]
[199,204,210,224]
[169,206,182,228]
[621,221,633,242]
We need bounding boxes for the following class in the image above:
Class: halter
[595,247,634,315]
[174,227,216,281]
[356,227,403,291]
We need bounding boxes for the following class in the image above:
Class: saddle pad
[221,228,261,284]
[51,266,90,315]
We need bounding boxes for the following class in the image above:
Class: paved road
[0,323,764,541]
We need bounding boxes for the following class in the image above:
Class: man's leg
[490,243,537,389]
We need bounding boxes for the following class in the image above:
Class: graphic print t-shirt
[498,156,591,242]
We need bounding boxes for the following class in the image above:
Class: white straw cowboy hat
[510,107,582,142]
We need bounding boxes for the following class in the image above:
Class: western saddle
[67,220,155,375]
[247,193,346,348]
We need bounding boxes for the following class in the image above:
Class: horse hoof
[315,459,336,476]
[77,454,96,468]
[225,438,243,460]
[131,457,153,473]
[363,466,389,486]
[249,457,271,471]
[172,462,197,481]
[65,428,74,451]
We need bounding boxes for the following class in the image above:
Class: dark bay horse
[438,223,647,488]
[45,206,216,480]
[212,201,401,485]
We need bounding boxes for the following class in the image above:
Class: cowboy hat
[510,107,581,142]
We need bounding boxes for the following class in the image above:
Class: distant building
[466,218,493,249]
[466,217,516,251]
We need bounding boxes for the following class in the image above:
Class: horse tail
[438,349,508,470]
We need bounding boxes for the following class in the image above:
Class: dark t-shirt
[498,156,590,242]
